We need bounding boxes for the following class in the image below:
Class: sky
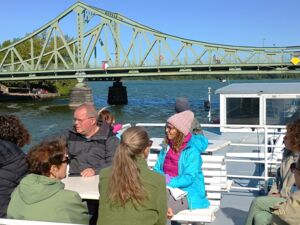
[0,0,299,48]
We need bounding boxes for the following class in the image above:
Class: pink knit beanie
[167,110,194,136]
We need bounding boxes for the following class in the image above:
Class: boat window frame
[263,94,300,126]
[225,94,261,124]
[220,93,300,133]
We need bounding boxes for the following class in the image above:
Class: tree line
[0,33,76,96]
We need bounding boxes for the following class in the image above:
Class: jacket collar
[135,156,148,171]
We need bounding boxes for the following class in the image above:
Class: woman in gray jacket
[244,119,300,225]
[271,156,300,225]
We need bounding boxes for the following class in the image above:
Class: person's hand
[166,174,171,184]
[166,174,172,184]
[167,208,174,219]
[80,168,95,177]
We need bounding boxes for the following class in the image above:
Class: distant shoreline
[0,92,59,101]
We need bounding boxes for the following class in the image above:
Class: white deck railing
[135,122,286,192]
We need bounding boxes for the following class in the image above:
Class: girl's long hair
[98,109,115,125]
[108,126,149,207]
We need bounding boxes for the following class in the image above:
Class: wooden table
[0,218,84,225]
[62,175,99,200]
[206,139,231,152]
[63,139,231,200]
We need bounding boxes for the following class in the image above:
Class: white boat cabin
[216,83,300,132]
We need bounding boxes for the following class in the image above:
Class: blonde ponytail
[108,126,150,207]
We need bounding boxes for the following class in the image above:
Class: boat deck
[211,190,256,225]
[61,128,272,225]
[203,130,280,225]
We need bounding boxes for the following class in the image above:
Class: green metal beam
[0,1,299,80]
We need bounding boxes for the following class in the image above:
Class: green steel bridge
[0,1,300,83]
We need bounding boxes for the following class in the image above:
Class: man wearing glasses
[66,103,119,177]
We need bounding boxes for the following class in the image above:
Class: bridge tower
[107,22,127,105]
[69,6,94,108]
[68,5,127,108]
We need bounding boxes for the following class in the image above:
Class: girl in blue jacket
[153,110,210,217]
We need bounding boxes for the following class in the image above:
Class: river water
[0,79,297,151]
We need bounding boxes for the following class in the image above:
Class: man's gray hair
[75,103,97,118]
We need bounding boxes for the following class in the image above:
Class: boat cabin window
[266,98,300,125]
[226,97,259,125]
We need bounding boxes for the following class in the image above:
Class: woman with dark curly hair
[0,115,30,218]
[244,119,300,225]
[7,139,89,224]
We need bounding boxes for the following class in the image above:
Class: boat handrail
[134,122,285,192]
[136,122,286,129]
[135,123,166,127]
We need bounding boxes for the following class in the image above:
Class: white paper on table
[167,186,187,200]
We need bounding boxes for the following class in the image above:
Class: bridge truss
[0,2,300,81]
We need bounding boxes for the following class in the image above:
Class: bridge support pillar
[107,80,128,105]
[69,77,94,109]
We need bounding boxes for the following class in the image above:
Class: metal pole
[264,126,269,193]
[208,87,211,122]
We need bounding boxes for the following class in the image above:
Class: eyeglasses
[148,140,153,147]
[165,124,176,131]
[290,162,300,173]
[73,117,94,123]
[61,157,70,165]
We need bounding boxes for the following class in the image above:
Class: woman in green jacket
[97,126,167,225]
[7,139,89,224]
